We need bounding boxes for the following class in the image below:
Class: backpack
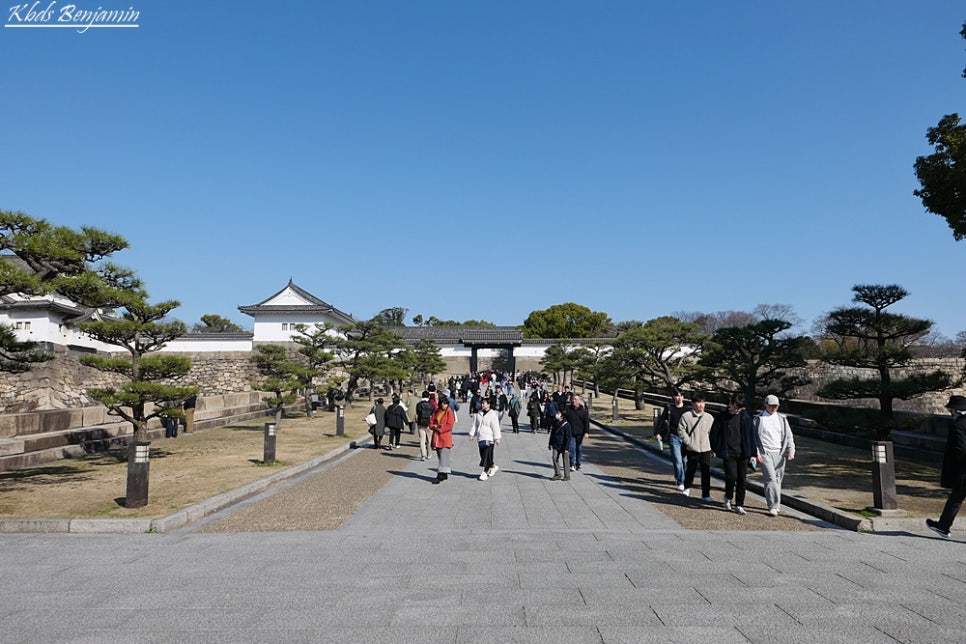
[416,400,434,426]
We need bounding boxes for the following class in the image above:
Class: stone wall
[0,347,261,414]
[789,358,965,414]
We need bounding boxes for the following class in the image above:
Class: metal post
[336,405,345,437]
[125,441,151,508]
[653,408,664,450]
[612,396,619,422]
[264,423,277,465]
[871,440,898,511]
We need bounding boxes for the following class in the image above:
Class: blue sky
[2,1,964,336]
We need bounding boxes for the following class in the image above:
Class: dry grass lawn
[588,395,948,519]
[0,405,373,519]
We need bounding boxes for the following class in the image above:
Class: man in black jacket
[927,395,966,539]
[656,391,689,491]
[565,395,591,471]
[710,394,756,515]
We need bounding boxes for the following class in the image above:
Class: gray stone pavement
[1,412,964,643]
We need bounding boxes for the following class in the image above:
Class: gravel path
[200,424,821,533]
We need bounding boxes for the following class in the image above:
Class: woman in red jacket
[429,396,456,483]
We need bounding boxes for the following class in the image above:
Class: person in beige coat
[679,394,715,502]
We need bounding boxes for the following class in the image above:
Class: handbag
[365,413,377,427]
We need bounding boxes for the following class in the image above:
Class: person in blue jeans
[564,394,590,471]
[655,391,689,491]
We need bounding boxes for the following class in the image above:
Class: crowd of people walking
[362,371,962,538]
[656,391,795,516]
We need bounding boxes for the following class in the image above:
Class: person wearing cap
[754,394,796,516]
[926,395,966,539]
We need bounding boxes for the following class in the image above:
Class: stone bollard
[264,423,277,465]
[126,441,151,508]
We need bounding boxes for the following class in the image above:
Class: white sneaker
[676,484,685,491]
[682,488,691,497]
[768,508,779,516]
[724,499,732,511]
[478,472,489,481]
[735,506,747,515]
[488,465,499,477]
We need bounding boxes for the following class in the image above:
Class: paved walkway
[1,413,963,643]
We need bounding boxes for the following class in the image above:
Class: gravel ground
[199,427,822,533]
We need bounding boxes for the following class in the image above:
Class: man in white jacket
[469,397,502,481]
[754,394,796,516]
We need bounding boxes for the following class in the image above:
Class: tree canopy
[913,22,966,241]
[698,318,811,406]
[816,284,955,439]
[606,316,708,394]
[78,295,196,442]
[0,210,135,373]
[331,319,408,398]
[522,303,612,339]
[192,313,245,333]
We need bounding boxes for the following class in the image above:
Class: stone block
[39,410,82,433]
[69,519,153,533]
[0,519,71,533]
[0,438,25,457]
[82,406,107,427]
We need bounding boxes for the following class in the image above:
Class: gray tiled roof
[392,326,523,344]
[238,280,355,324]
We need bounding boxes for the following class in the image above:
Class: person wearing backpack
[415,391,435,462]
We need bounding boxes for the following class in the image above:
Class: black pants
[510,413,519,433]
[389,427,401,447]
[722,454,747,506]
[938,480,966,531]
[478,442,495,471]
[684,450,712,498]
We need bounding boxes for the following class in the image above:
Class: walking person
[429,396,456,484]
[548,409,572,481]
[508,389,522,433]
[182,393,197,434]
[927,395,966,539]
[656,391,689,491]
[527,394,542,433]
[385,395,408,450]
[404,389,419,435]
[368,398,387,450]
[710,394,756,515]
[565,395,590,471]
[754,394,796,516]
[469,397,501,481]
[415,391,435,461]
[679,394,715,502]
